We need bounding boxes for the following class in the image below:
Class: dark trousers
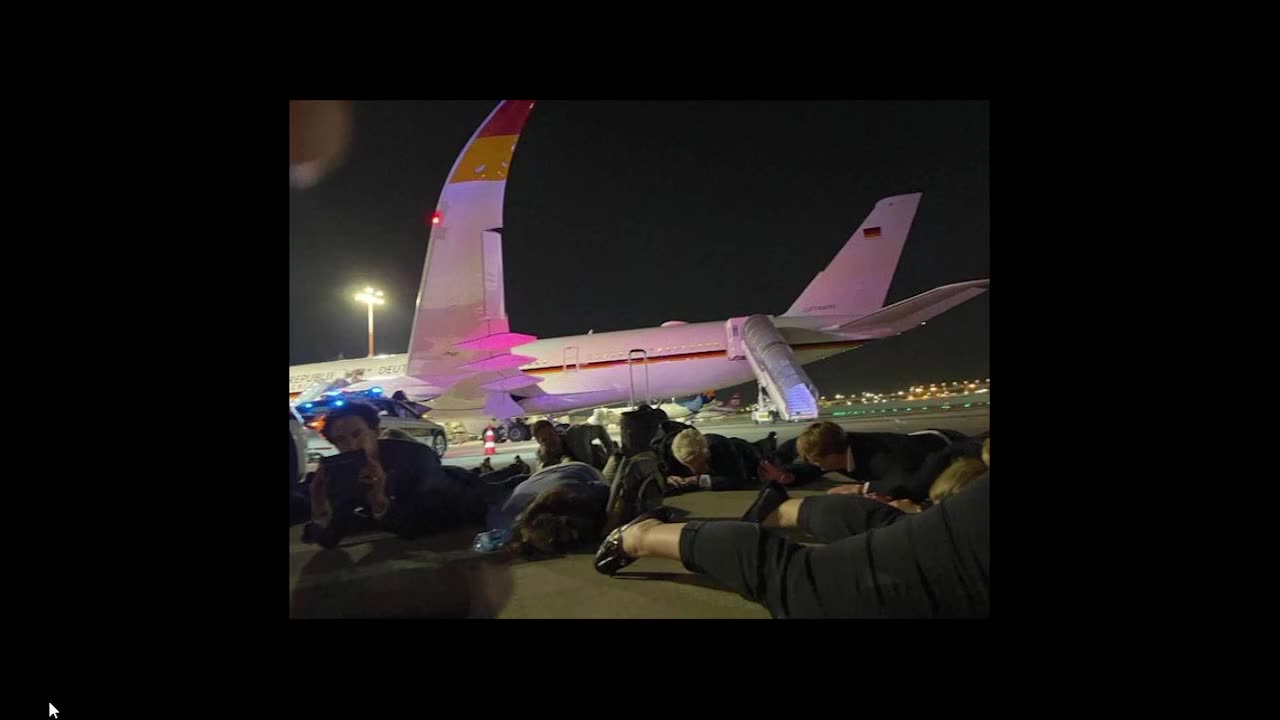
[796,494,909,542]
[677,477,990,618]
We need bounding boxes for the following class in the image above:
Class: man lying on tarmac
[303,402,524,548]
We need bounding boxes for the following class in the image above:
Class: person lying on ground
[662,427,764,492]
[303,402,524,548]
[593,473,991,619]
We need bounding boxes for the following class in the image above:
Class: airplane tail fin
[783,193,922,318]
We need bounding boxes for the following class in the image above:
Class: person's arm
[698,443,754,491]
[602,450,624,487]
[865,467,926,502]
[783,462,825,486]
[865,443,971,502]
[593,425,617,456]
[366,456,456,539]
[701,450,747,489]
[302,464,343,548]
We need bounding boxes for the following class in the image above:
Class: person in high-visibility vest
[484,425,497,456]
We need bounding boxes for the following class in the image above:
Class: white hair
[671,428,710,466]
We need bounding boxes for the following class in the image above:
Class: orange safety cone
[484,427,497,456]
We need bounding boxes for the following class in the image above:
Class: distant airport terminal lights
[355,287,386,357]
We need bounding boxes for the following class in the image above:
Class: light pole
[354,287,385,357]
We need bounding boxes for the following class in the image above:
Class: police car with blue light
[293,387,449,469]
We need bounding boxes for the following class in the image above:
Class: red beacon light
[430,211,442,225]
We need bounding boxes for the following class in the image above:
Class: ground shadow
[291,524,507,618]
[611,571,740,593]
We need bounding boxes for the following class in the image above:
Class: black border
[33,87,1133,704]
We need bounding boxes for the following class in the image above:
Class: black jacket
[663,433,763,491]
[868,438,984,502]
[304,440,487,548]
[775,431,960,491]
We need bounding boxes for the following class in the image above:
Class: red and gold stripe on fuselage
[520,339,868,376]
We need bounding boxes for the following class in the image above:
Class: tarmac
[288,408,989,618]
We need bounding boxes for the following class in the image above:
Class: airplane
[289,100,989,438]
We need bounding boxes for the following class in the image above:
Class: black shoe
[741,481,790,523]
[594,505,678,577]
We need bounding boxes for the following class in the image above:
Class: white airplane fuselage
[289,316,863,431]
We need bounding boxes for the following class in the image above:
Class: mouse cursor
[50,704,59,718]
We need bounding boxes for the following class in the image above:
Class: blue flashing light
[334,400,345,407]
[303,403,313,409]
[371,387,384,394]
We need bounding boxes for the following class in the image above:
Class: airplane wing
[401,101,542,409]
[821,279,989,339]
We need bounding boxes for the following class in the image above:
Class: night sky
[289,100,989,397]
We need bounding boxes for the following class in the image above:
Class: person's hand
[667,475,698,488]
[827,483,865,495]
[886,499,923,513]
[359,459,390,515]
[309,465,333,522]
[758,460,796,486]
